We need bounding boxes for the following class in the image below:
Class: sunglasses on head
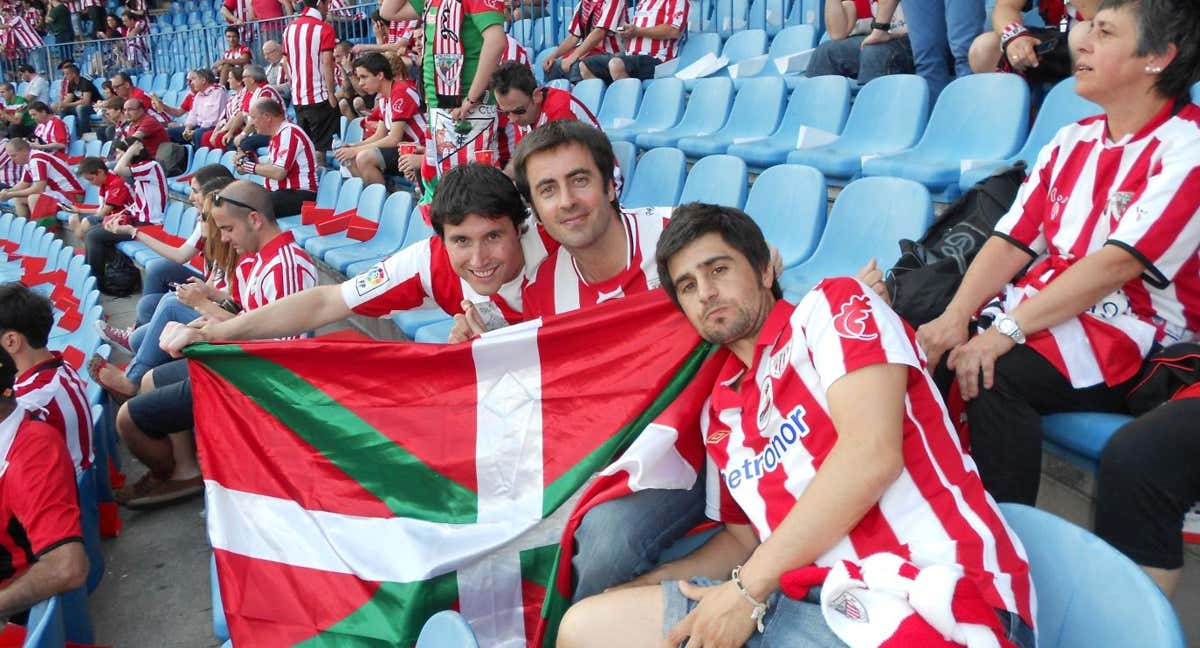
[214,192,258,212]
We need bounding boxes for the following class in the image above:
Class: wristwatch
[871,21,891,31]
[993,315,1026,344]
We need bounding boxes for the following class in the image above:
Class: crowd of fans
[0,0,1198,644]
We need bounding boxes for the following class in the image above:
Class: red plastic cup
[473,149,495,166]
[398,142,417,156]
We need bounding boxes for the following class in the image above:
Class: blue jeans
[571,481,707,602]
[903,0,985,98]
[135,258,203,327]
[806,34,915,85]
[127,293,199,385]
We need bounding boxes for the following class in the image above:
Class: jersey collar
[1104,98,1176,147]
[254,230,295,263]
[713,299,793,395]
[301,6,323,19]
[15,351,63,387]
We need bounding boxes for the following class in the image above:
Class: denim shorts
[660,578,1035,648]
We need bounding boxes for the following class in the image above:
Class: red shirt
[0,409,82,588]
[34,117,69,161]
[130,113,168,156]
[282,7,337,105]
[22,151,84,203]
[567,0,627,57]
[222,44,251,62]
[367,80,428,143]
[129,86,168,123]
[99,171,134,214]
[234,231,317,315]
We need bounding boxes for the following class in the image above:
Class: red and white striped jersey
[22,151,84,202]
[128,159,167,225]
[624,0,688,62]
[502,35,530,67]
[123,20,150,69]
[223,44,251,61]
[567,0,627,57]
[99,171,134,215]
[5,14,42,49]
[703,278,1036,630]
[368,80,428,143]
[249,84,285,112]
[234,231,316,316]
[34,117,69,161]
[0,138,21,186]
[282,7,337,105]
[327,0,367,20]
[14,353,93,475]
[495,86,600,166]
[264,121,319,193]
[991,101,1200,388]
[521,206,672,318]
[341,224,554,321]
[387,19,419,44]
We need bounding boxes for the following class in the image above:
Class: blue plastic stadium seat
[678,155,748,208]
[77,467,104,593]
[779,177,933,298]
[665,32,721,79]
[1040,412,1134,472]
[610,141,637,200]
[863,73,1030,200]
[290,178,363,246]
[728,75,850,168]
[167,71,187,91]
[677,77,787,157]
[622,147,686,208]
[324,192,414,273]
[605,78,685,143]
[345,205,432,277]
[413,318,455,343]
[305,184,387,258]
[415,610,479,648]
[1192,81,1199,104]
[24,596,66,648]
[747,0,788,35]
[787,74,930,182]
[713,0,748,37]
[509,18,534,47]
[532,48,555,84]
[744,164,826,267]
[594,78,642,131]
[959,76,1101,190]
[212,554,228,642]
[730,24,816,87]
[684,29,767,90]
[571,78,605,116]
[998,503,1186,648]
[635,77,734,150]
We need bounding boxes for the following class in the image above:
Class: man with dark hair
[213,26,253,85]
[235,98,319,217]
[556,203,1036,648]
[71,155,147,289]
[161,163,551,349]
[1,283,93,475]
[580,0,688,83]
[18,65,49,104]
[333,52,427,186]
[282,0,340,150]
[53,65,99,136]
[0,335,89,621]
[0,83,34,139]
[115,180,316,509]
[0,138,84,224]
[109,72,166,124]
[491,61,602,168]
[28,102,69,160]
[121,98,169,157]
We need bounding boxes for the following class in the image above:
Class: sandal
[87,355,138,400]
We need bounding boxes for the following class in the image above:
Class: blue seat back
[77,468,104,593]
[623,147,686,208]
[837,74,930,151]
[679,155,748,208]
[720,77,786,136]
[355,184,387,222]
[596,78,642,130]
[673,32,721,70]
[629,78,685,132]
[83,140,102,157]
[401,206,434,246]
[713,0,749,36]
[23,596,66,648]
[672,77,735,134]
[747,0,787,34]
[372,191,414,245]
[168,71,187,91]
[162,201,186,236]
[334,178,364,214]
[533,48,555,84]
[509,18,534,46]
[315,170,343,209]
[218,150,237,172]
[416,610,479,648]
[998,503,1186,648]
[67,140,86,158]
[911,72,1029,161]
[572,79,606,116]
[807,177,933,275]
[775,75,851,137]
[1192,80,1199,104]
[611,140,637,198]
[343,118,365,145]
[745,165,826,267]
[767,24,816,57]
[1014,77,1100,164]
[720,29,768,68]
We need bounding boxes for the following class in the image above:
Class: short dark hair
[103,96,124,111]
[655,203,782,306]
[27,101,49,114]
[225,25,240,36]
[490,60,537,96]
[0,282,54,349]
[114,137,151,162]
[430,163,528,238]
[512,120,616,205]
[111,72,133,86]
[353,52,393,80]
[252,98,285,117]
[62,64,79,75]
[17,64,34,74]
[193,163,235,187]
[191,68,217,85]
[77,156,108,176]
[1099,0,1200,102]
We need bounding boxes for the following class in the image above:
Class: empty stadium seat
[323,192,414,272]
[863,73,1030,200]
[604,78,685,143]
[744,164,826,267]
[415,610,479,648]
[684,29,768,89]
[413,318,455,343]
[345,205,431,277]
[678,155,748,208]
[1041,412,1133,472]
[713,0,749,37]
[290,178,363,246]
[959,76,1101,190]
[664,32,721,80]
[594,78,642,131]
[23,596,66,647]
[635,77,734,150]
[280,170,342,232]
[305,184,388,258]
[167,71,187,91]
[779,177,933,298]
[572,79,605,116]
[610,141,637,200]
[622,147,686,208]
[729,75,851,168]
[788,0,824,36]
[999,503,1186,648]
[678,77,787,157]
[730,24,816,87]
[747,0,788,35]
[533,48,555,84]
[787,74,930,182]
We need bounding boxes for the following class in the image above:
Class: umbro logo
[706,430,729,444]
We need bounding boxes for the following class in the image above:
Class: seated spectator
[213,26,252,86]
[121,98,169,157]
[333,53,426,187]
[121,11,150,72]
[969,0,1096,80]
[916,0,1200,505]
[541,0,627,84]
[260,39,292,104]
[0,331,88,618]
[335,39,371,120]
[114,180,315,509]
[27,101,69,160]
[100,13,122,41]
[556,204,1035,648]
[230,65,284,154]
[5,283,93,475]
[53,65,98,137]
[0,137,84,226]
[17,64,48,105]
[99,97,127,145]
[110,137,167,226]
[806,0,914,85]
[159,69,227,148]
[110,72,167,124]
[234,98,319,218]
[203,65,250,150]
[74,156,147,285]
[491,61,601,170]
[580,0,688,83]
[0,82,34,138]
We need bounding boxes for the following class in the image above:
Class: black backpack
[155,143,189,178]
[102,252,142,297]
[885,163,1028,328]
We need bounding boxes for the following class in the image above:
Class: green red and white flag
[189,291,718,647]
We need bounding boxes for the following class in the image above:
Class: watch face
[997,318,1016,336]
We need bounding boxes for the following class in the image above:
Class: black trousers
[1095,398,1200,569]
[84,225,130,293]
[294,101,339,152]
[271,189,316,218]
[964,344,1132,505]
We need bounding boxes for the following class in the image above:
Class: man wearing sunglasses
[109,73,168,124]
[491,60,601,171]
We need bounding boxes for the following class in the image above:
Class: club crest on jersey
[1106,191,1135,223]
[832,294,877,341]
[768,342,791,379]
[355,264,389,296]
[831,592,869,623]
[755,379,773,429]
[1048,186,1068,222]
[722,405,808,489]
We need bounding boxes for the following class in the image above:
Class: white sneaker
[1184,502,1200,544]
